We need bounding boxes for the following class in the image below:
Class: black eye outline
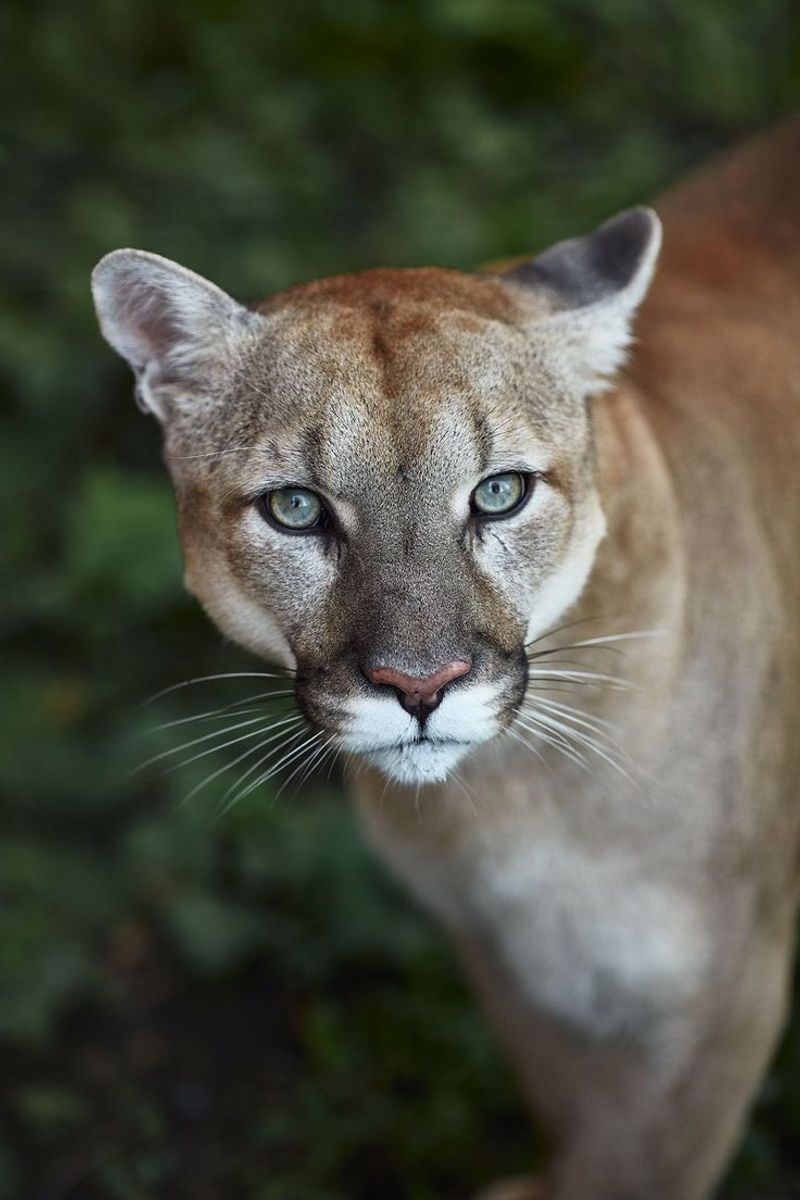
[470,471,533,521]
[257,486,331,535]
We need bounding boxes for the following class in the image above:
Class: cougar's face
[92,209,658,783]
[167,273,605,783]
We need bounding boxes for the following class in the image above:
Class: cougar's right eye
[260,486,327,532]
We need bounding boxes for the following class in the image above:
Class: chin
[362,739,473,785]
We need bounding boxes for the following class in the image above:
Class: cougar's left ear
[503,207,662,395]
[91,249,262,420]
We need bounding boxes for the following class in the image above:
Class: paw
[472,1178,546,1200]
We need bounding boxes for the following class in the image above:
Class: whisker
[529,700,641,782]
[528,644,624,661]
[135,714,270,773]
[278,733,337,799]
[523,696,623,737]
[525,613,616,651]
[514,715,592,774]
[145,690,295,733]
[177,714,305,807]
[217,722,309,807]
[295,740,339,794]
[282,734,333,795]
[144,671,294,705]
[516,717,595,775]
[526,668,637,691]
[219,729,323,814]
[160,721,291,778]
[504,724,554,772]
[522,706,620,760]
[527,629,661,662]
[170,445,254,461]
[520,704,630,771]
[451,769,479,817]
[326,745,343,781]
[562,630,661,650]
[520,709,635,783]
[378,771,394,809]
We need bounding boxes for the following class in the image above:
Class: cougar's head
[92,210,660,784]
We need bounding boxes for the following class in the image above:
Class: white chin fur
[337,685,500,785]
[363,739,472,785]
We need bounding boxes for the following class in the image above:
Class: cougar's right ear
[502,207,662,395]
[91,249,262,420]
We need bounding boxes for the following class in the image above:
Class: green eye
[471,472,527,517]
[265,486,325,531]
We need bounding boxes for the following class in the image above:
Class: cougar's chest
[360,806,708,1037]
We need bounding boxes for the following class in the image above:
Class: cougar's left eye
[262,486,326,531]
[471,472,528,517]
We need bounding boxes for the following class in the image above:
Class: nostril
[394,687,423,714]
[364,659,472,713]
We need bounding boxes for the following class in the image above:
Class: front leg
[460,929,792,1200]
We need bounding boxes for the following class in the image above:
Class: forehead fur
[165,266,574,484]
[256,266,528,324]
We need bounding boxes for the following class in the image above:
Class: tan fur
[92,118,800,1199]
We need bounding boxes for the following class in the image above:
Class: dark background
[3,2,800,1198]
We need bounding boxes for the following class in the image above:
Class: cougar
[91,118,800,1200]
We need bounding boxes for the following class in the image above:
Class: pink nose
[365,659,472,711]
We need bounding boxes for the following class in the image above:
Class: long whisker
[293,740,339,794]
[170,445,254,461]
[165,722,289,778]
[526,668,637,691]
[135,714,270,773]
[451,769,479,817]
[217,722,309,806]
[326,745,343,781]
[527,629,661,662]
[561,630,662,650]
[219,728,323,814]
[527,700,640,782]
[514,715,592,774]
[520,709,635,783]
[277,733,337,800]
[178,714,305,807]
[523,695,623,737]
[309,738,342,787]
[519,704,629,772]
[504,724,554,772]
[264,731,326,798]
[145,671,294,705]
[525,613,616,651]
[145,690,295,733]
[521,707,619,763]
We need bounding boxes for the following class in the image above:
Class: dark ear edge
[503,207,661,310]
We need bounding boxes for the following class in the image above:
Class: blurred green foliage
[2,1,800,1197]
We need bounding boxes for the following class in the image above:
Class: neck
[587,382,686,645]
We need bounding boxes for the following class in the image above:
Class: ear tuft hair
[503,207,662,394]
[91,250,259,420]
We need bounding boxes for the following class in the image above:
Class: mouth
[305,677,516,786]
[360,736,476,785]
[361,734,470,753]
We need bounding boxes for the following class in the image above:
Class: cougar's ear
[91,249,261,420]
[503,207,662,394]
